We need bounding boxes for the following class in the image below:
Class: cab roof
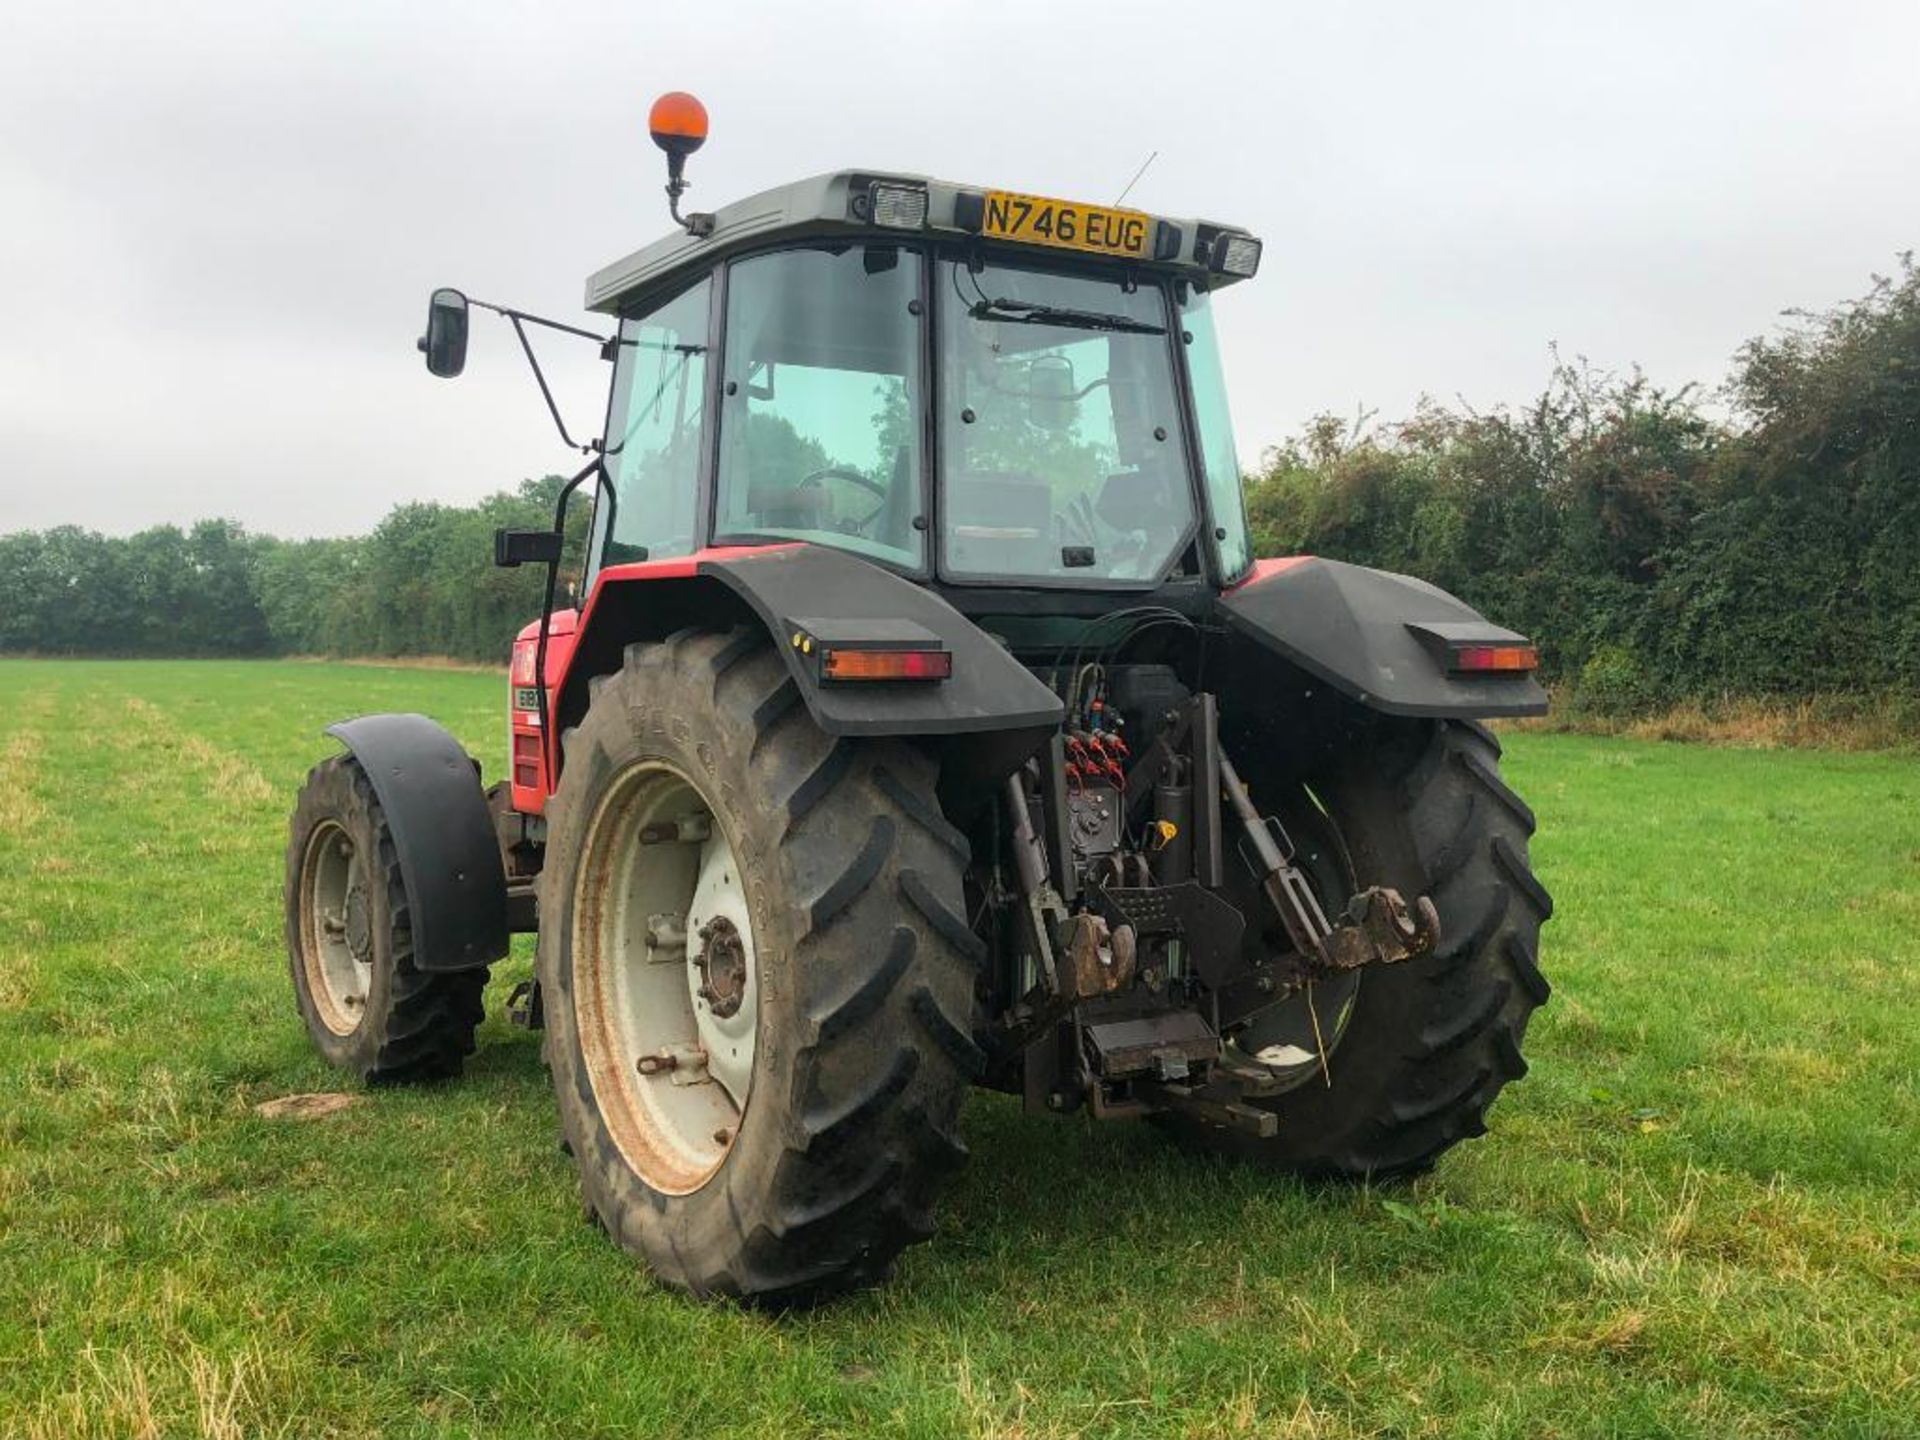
[586,169,1260,316]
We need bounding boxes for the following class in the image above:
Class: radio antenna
[1113,149,1158,207]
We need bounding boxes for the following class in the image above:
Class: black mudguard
[1214,557,1549,718]
[325,713,509,973]
[698,546,1064,738]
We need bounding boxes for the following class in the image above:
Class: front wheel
[537,629,981,1304]
[283,755,488,1082]
[1160,719,1551,1176]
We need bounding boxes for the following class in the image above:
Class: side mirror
[1028,354,1077,432]
[494,527,563,568]
[418,287,470,378]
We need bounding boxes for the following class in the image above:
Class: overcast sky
[4,0,1916,537]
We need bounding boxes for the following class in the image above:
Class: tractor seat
[947,470,1052,573]
[745,477,830,532]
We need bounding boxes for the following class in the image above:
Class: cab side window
[598,278,712,567]
[712,246,926,570]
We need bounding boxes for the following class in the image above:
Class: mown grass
[1,658,1915,1439]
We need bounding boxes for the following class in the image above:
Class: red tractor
[286,94,1550,1304]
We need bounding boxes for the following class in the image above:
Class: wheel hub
[694,915,747,1018]
[684,833,757,1108]
[343,882,373,962]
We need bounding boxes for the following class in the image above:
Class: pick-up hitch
[1218,752,1440,987]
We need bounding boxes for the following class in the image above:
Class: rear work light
[869,182,929,230]
[1211,233,1262,278]
[820,646,952,682]
[1452,644,1539,674]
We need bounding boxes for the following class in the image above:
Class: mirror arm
[533,456,609,777]
[457,296,613,455]
[468,297,608,346]
[506,313,592,454]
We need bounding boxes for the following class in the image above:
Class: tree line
[2,261,1915,708]
[0,477,569,664]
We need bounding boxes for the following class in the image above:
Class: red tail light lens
[819,647,952,682]
[1452,644,1538,673]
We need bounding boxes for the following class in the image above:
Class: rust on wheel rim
[572,760,759,1197]
[298,818,371,1036]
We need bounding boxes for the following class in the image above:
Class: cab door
[591,275,717,576]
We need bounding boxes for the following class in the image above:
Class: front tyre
[538,630,980,1304]
[283,755,488,1082]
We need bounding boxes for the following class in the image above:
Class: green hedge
[1243,259,1920,705]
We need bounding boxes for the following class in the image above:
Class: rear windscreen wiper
[968,298,1166,336]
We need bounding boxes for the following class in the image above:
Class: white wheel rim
[572,761,758,1195]
[298,819,371,1036]
[685,833,758,1107]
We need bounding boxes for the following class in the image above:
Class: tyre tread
[1347,721,1548,1174]
[542,630,975,1306]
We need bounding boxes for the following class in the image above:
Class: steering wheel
[796,466,891,535]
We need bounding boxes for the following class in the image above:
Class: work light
[1211,233,1263,278]
[869,182,930,230]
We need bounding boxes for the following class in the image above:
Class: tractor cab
[585,167,1262,596]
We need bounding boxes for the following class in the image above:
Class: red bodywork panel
[505,546,791,815]
[507,608,576,815]
[1229,555,1313,590]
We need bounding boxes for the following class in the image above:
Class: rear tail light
[819,646,952,682]
[512,731,542,789]
[1451,644,1538,674]
[1407,620,1539,677]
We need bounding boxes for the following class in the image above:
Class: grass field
[2,659,1916,1439]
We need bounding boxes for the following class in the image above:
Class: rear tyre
[284,755,488,1082]
[538,629,979,1304]
[1161,719,1551,1177]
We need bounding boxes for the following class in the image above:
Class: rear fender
[552,545,1064,801]
[325,713,508,972]
[1215,557,1548,718]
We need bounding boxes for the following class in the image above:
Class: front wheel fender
[323,713,507,972]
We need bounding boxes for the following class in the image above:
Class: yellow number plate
[980,191,1152,260]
